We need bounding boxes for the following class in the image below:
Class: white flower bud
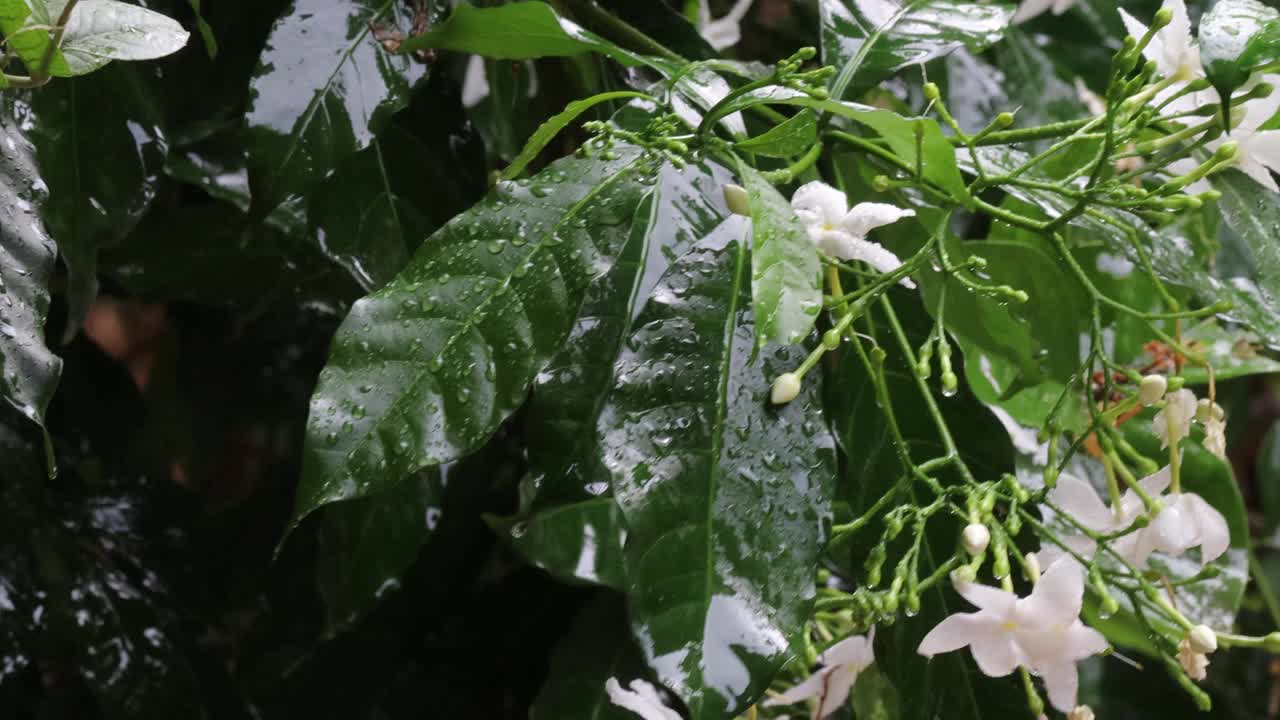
[723,183,751,216]
[1067,706,1095,720]
[1023,551,1041,583]
[1139,374,1167,405]
[770,373,802,405]
[1178,638,1210,680]
[961,523,990,556]
[1196,398,1225,423]
[1188,624,1218,654]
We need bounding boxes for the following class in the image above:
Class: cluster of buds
[580,113,691,167]
[773,46,835,100]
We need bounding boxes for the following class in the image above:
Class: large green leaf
[740,162,823,347]
[1215,168,1280,304]
[0,102,61,429]
[506,161,734,588]
[290,147,661,531]
[598,229,838,718]
[820,0,1015,99]
[245,0,428,214]
[1199,0,1280,96]
[317,470,443,630]
[58,0,189,75]
[399,1,646,66]
[26,63,168,339]
[734,109,819,158]
[529,593,650,720]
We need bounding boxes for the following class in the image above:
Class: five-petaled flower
[766,630,876,719]
[790,181,916,288]
[918,559,1108,712]
[605,678,683,720]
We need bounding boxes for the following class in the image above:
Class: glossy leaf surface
[0,102,61,428]
[820,0,1015,98]
[501,90,650,181]
[599,229,837,718]
[1199,0,1280,94]
[58,0,190,75]
[740,161,823,347]
[734,109,818,158]
[245,0,427,214]
[0,0,71,76]
[291,147,660,530]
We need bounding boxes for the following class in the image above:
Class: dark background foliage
[6,0,1280,718]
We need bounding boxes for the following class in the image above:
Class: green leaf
[0,0,71,77]
[57,0,189,75]
[735,109,819,158]
[186,0,217,59]
[0,102,61,429]
[502,91,651,181]
[1199,0,1280,96]
[721,87,969,203]
[245,0,428,214]
[25,62,168,340]
[852,665,903,720]
[1215,168,1280,301]
[317,470,443,630]
[599,229,838,718]
[510,160,734,587]
[399,1,647,66]
[739,161,823,346]
[290,147,661,532]
[820,0,1015,99]
[529,593,649,720]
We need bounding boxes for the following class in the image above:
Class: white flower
[1139,374,1168,406]
[1188,624,1218,654]
[771,373,802,405]
[1039,468,1229,568]
[1172,75,1280,192]
[766,630,875,719]
[1119,0,1214,116]
[1013,0,1077,24]
[1204,415,1227,458]
[1178,638,1210,680]
[790,182,916,288]
[962,523,991,555]
[606,678,683,720]
[918,560,1107,712]
[698,0,754,51]
[1153,388,1197,448]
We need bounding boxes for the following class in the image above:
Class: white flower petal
[969,632,1020,677]
[821,630,875,668]
[1036,535,1098,570]
[1063,623,1109,661]
[1237,74,1280,132]
[792,181,848,229]
[1161,0,1193,69]
[1182,492,1231,562]
[1154,389,1196,448]
[1238,155,1280,193]
[461,55,490,108]
[764,667,832,706]
[606,678,683,720]
[843,238,916,288]
[1147,503,1195,555]
[840,202,915,239]
[918,612,996,656]
[1014,0,1055,23]
[1038,661,1081,713]
[1049,474,1119,532]
[1022,556,1085,625]
[1052,0,1076,14]
[954,581,1018,615]
[812,228,859,259]
[817,663,862,718]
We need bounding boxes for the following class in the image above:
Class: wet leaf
[740,161,823,347]
[598,228,838,718]
[502,90,651,181]
[1199,0,1280,96]
[25,62,168,339]
[245,0,428,214]
[493,497,629,589]
[734,109,819,158]
[400,0,647,66]
[0,101,61,429]
[0,0,71,77]
[820,0,1015,99]
[317,470,444,630]
[57,0,190,75]
[290,147,661,531]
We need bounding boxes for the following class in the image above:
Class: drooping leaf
[511,160,735,586]
[57,0,190,75]
[502,90,652,181]
[1199,0,1280,96]
[26,62,168,339]
[317,470,444,630]
[529,593,650,720]
[399,0,647,66]
[598,229,838,718]
[820,0,1016,99]
[290,146,661,531]
[739,161,823,347]
[0,101,61,429]
[734,109,819,158]
[245,0,428,214]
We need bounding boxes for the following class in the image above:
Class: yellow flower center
[1002,621,1018,631]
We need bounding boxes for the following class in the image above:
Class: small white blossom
[1038,468,1229,568]
[1139,374,1168,406]
[1153,388,1197,449]
[698,0,754,51]
[1119,0,1214,116]
[766,630,875,719]
[962,523,991,556]
[1178,638,1210,680]
[790,182,916,288]
[1188,624,1218,654]
[1013,0,1077,24]
[917,560,1108,712]
[1204,415,1227,459]
[606,678,683,720]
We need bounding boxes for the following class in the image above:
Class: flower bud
[1214,140,1239,162]
[1188,624,1218,654]
[996,111,1015,127]
[722,184,751,216]
[1152,6,1173,27]
[822,328,842,350]
[770,373,802,405]
[950,566,977,586]
[1068,706,1095,720]
[923,82,941,101]
[1196,398,1225,423]
[1139,374,1167,405]
[961,523,990,556]
[1023,552,1041,583]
